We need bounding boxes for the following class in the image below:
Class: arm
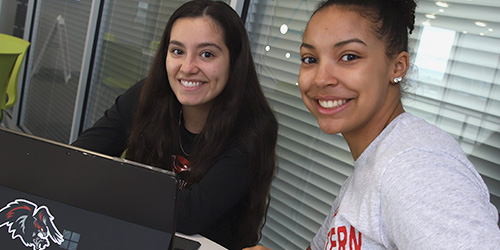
[71,79,145,156]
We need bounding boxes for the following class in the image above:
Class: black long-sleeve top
[72,80,250,249]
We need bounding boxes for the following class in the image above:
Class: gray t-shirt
[311,113,500,250]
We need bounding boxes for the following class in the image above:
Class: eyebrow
[300,38,367,50]
[169,40,224,52]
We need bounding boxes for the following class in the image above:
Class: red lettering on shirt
[325,226,362,250]
[326,227,336,250]
[349,226,362,250]
[338,226,347,249]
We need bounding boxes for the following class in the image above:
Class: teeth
[318,99,347,109]
[181,80,203,87]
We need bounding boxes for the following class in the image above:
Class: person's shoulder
[116,78,146,101]
[364,113,467,168]
[389,113,460,151]
[129,78,147,92]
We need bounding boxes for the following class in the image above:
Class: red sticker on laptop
[0,199,64,250]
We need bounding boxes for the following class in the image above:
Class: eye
[171,48,183,55]
[341,54,359,62]
[201,51,214,58]
[301,56,317,64]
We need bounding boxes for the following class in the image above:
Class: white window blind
[245,0,500,249]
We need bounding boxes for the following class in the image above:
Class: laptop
[0,127,200,250]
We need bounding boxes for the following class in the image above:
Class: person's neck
[181,106,211,134]
[345,101,405,161]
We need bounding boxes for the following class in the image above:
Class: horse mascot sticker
[0,199,64,250]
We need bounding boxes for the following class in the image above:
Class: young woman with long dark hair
[73,1,278,249]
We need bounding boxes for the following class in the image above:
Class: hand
[242,246,272,250]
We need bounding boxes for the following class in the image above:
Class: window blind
[245,0,500,249]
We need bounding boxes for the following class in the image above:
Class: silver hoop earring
[393,77,403,83]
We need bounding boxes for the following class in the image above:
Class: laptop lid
[0,127,181,250]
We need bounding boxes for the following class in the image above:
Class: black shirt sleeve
[71,79,145,156]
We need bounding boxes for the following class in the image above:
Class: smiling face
[166,16,230,113]
[299,6,407,157]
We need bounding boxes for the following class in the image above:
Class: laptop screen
[0,128,180,250]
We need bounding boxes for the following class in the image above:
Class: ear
[391,51,409,83]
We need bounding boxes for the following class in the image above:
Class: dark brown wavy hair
[125,0,277,248]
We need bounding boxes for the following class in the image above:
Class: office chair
[0,53,19,121]
[0,33,31,120]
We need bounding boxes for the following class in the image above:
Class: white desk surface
[176,233,227,250]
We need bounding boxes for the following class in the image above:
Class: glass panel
[20,0,92,143]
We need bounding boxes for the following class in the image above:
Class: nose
[180,55,199,75]
[314,60,338,87]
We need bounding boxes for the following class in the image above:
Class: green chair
[0,53,19,121]
[0,33,31,117]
